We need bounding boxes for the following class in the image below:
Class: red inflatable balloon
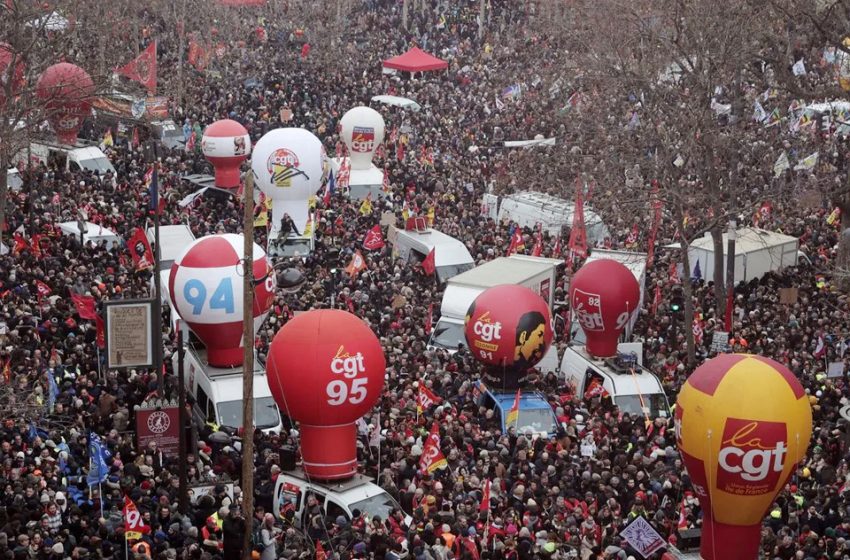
[464,285,553,369]
[202,119,251,189]
[0,43,25,104]
[36,63,94,145]
[569,259,640,358]
[266,310,386,480]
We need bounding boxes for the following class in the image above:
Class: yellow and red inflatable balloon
[676,354,812,560]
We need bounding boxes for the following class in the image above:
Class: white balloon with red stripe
[169,234,275,368]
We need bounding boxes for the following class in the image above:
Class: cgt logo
[266,148,300,188]
[330,346,366,378]
[717,418,787,494]
[472,312,502,342]
[350,126,375,153]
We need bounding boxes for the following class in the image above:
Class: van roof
[72,146,110,160]
[563,346,664,396]
[395,228,473,266]
[58,221,119,238]
[280,469,387,502]
[447,256,555,288]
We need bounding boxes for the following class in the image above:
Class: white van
[57,221,122,250]
[560,345,670,420]
[178,343,284,434]
[18,140,116,175]
[147,224,196,271]
[393,226,475,281]
[273,469,403,527]
[486,191,611,246]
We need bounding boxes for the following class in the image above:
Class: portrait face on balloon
[464,285,552,371]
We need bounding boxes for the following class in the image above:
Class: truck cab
[273,469,403,527]
[473,382,559,438]
[560,345,671,420]
[177,343,285,434]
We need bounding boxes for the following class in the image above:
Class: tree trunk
[403,0,409,30]
[0,167,7,249]
[711,224,726,317]
[680,238,697,368]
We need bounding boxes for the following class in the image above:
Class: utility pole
[479,0,486,40]
[403,0,409,30]
[724,221,737,332]
[176,0,188,110]
[240,172,256,560]
[177,324,188,515]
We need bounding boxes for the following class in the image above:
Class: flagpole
[151,159,164,395]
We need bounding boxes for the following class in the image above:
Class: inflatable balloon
[569,259,640,358]
[266,310,386,480]
[251,128,323,236]
[677,354,812,560]
[202,119,251,189]
[340,106,385,170]
[36,63,94,145]
[0,43,25,104]
[464,285,553,370]
[169,234,275,368]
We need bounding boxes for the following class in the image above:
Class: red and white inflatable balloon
[464,285,553,370]
[202,119,251,189]
[169,234,275,368]
[340,107,385,170]
[36,63,95,145]
[266,310,386,480]
[569,259,640,358]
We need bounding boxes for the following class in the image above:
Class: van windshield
[350,492,401,522]
[436,263,474,282]
[614,393,670,420]
[217,397,281,430]
[430,321,465,350]
[78,157,115,175]
[511,408,557,436]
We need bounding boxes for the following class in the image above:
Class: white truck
[560,345,670,420]
[482,190,611,246]
[392,226,474,282]
[428,255,562,371]
[15,139,116,175]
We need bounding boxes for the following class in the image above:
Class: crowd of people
[3,0,850,559]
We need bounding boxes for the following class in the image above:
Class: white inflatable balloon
[340,107,385,170]
[252,128,323,236]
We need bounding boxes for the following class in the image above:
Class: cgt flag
[123,495,151,540]
[128,228,155,271]
[417,385,442,414]
[419,422,448,474]
[71,293,98,320]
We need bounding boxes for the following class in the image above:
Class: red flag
[188,38,208,71]
[425,303,433,334]
[186,131,197,152]
[568,181,588,265]
[651,284,661,315]
[552,236,562,257]
[668,261,680,285]
[35,280,52,298]
[315,541,327,560]
[132,127,140,149]
[419,423,448,473]
[30,234,43,259]
[71,293,98,320]
[480,479,491,513]
[531,224,543,257]
[1,359,10,384]
[421,248,436,275]
[362,225,385,251]
[417,384,442,414]
[584,378,609,400]
[95,315,106,349]
[692,318,704,344]
[116,41,157,93]
[678,497,689,530]
[123,495,151,538]
[12,232,28,255]
[382,167,391,193]
[128,228,155,271]
[396,140,405,161]
[300,43,311,59]
[507,229,524,256]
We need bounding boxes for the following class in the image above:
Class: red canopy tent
[382,47,448,72]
